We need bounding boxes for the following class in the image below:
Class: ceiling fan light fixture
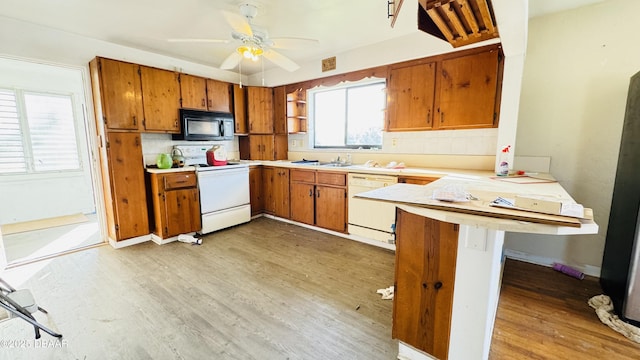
[237,45,263,62]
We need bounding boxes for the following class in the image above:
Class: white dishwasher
[348,173,398,243]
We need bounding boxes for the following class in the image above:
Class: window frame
[309,78,386,150]
[0,87,83,176]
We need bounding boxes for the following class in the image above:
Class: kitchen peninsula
[356,174,598,360]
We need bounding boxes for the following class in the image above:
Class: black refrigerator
[601,70,640,326]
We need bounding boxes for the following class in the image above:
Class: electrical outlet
[392,138,398,147]
[291,140,297,147]
[465,237,487,251]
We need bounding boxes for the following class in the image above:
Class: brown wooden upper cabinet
[233,84,248,135]
[272,86,288,135]
[206,79,232,113]
[179,73,207,110]
[386,44,503,131]
[90,57,144,131]
[437,48,501,129]
[179,75,232,113]
[247,86,274,134]
[140,65,181,133]
[387,62,437,131]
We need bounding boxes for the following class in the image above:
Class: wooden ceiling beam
[442,2,469,40]
[426,7,456,42]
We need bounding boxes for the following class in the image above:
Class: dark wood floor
[490,258,640,359]
[2,217,640,359]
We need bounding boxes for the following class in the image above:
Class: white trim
[504,248,601,277]
[262,214,396,251]
[108,234,151,249]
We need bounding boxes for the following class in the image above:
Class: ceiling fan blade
[269,37,319,49]
[263,50,300,72]
[221,10,252,37]
[167,38,229,43]
[220,52,242,70]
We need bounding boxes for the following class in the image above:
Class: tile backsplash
[141,133,240,165]
[288,128,498,155]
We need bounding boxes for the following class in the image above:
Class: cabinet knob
[434,281,443,290]
[422,283,427,289]
[309,189,313,197]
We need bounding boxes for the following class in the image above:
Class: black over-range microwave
[173,109,235,141]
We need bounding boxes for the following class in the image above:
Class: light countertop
[355,174,599,236]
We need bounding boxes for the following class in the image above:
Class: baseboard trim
[263,214,396,251]
[504,249,601,278]
[108,234,151,249]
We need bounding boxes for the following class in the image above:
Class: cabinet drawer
[317,172,346,186]
[163,172,197,190]
[290,169,316,183]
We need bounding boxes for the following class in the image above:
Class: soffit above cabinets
[418,0,499,48]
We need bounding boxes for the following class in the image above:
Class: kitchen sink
[321,163,352,167]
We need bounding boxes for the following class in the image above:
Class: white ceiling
[0,0,607,74]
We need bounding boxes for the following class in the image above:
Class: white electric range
[174,145,250,235]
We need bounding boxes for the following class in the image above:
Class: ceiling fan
[169,3,319,72]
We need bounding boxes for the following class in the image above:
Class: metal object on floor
[0,278,62,339]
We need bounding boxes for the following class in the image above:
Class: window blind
[0,89,26,173]
[0,89,80,174]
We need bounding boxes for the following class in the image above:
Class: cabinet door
[247,135,264,160]
[96,58,143,130]
[438,49,500,129]
[247,86,274,134]
[163,188,201,238]
[273,169,290,219]
[206,79,232,112]
[273,134,288,160]
[249,166,263,216]
[179,74,207,110]
[392,209,458,359]
[233,84,248,134]
[273,86,287,134]
[140,66,181,132]
[290,182,315,225]
[387,62,436,131]
[106,132,149,240]
[262,135,275,161]
[315,185,346,232]
[262,167,275,214]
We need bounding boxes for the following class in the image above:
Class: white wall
[505,0,639,275]
[0,58,95,225]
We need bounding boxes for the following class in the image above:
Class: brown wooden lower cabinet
[249,166,264,216]
[393,208,459,360]
[289,169,347,233]
[149,171,201,239]
[263,166,290,218]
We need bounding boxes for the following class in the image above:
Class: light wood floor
[1,217,397,359]
[1,217,639,359]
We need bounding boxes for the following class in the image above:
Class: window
[0,89,80,174]
[312,80,385,148]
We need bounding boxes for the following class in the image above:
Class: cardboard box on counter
[514,195,584,218]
